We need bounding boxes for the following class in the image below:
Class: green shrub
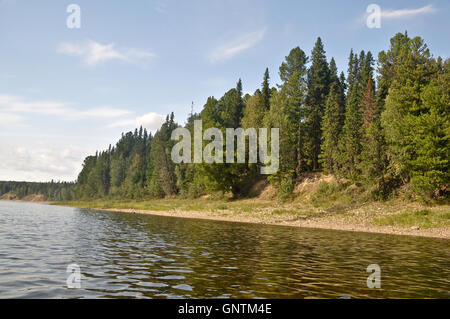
[311,181,350,208]
[277,176,294,202]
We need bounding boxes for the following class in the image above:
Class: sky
[0,0,448,182]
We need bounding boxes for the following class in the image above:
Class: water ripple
[0,201,449,298]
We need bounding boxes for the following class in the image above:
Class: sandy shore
[91,206,450,239]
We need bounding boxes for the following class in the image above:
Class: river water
[0,201,448,298]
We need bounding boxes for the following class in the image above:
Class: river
[0,201,448,298]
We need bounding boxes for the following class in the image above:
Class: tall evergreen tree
[273,46,308,178]
[279,47,308,83]
[242,93,265,129]
[219,80,244,128]
[359,78,388,197]
[359,51,374,94]
[304,37,330,170]
[409,60,449,198]
[146,115,178,197]
[382,35,447,198]
[261,68,271,110]
[339,81,363,179]
[338,50,375,180]
[347,49,357,89]
[320,58,345,173]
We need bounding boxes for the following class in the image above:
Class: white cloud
[381,5,436,19]
[58,40,155,66]
[0,94,70,116]
[208,28,266,63]
[0,94,133,120]
[74,107,133,119]
[0,142,88,182]
[136,112,166,129]
[0,112,24,125]
[108,112,166,131]
[107,119,135,128]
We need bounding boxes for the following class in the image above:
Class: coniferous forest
[1,32,449,203]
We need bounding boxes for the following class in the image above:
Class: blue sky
[0,0,448,181]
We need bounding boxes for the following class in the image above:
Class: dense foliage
[0,181,74,201]
[1,32,448,202]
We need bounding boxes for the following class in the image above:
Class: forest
[0,181,74,201]
[1,32,448,203]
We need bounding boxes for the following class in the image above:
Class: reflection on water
[0,201,449,298]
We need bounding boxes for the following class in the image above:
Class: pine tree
[243,69,272,129]
[320,59,345,173]
[261,68,271,111]
[279,47,308,83]
[146,115,178,197]
[219,80,244,128]
[346,49,357,89]
[409,60,449,198]
[339,81,363,180]
[359,51,374,93]
[274,46,308,179]
[381,36,434,182]
[359,78,388,197]
[235,79,244,127]
[362,78,377,129]
[382,35,447,198]
[242,93,265,129]
[304,37,330,170]
[337,50,374,181]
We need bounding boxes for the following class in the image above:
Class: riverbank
[54,197,450,239]
[0,193,45,202]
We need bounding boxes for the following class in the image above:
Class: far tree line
[0,181,74,201]
[1,32,448,202]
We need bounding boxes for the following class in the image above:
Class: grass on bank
[56,198,276,214]
[373,209,450,229]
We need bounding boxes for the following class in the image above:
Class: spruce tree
[359,78,388,197]
[305,37,330,170]
[382,35,447,198]
[381,36,433,180]
[320,58,345,173]
[274,46,308,178]
[409,61,449,198]
[219,80,244,128]
[339,81,363,180]
[320,84,344,172]
[279,47,308,83]
[261,68,271,111]
[242,93,265,129]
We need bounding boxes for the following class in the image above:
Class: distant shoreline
[48,199,450,240]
